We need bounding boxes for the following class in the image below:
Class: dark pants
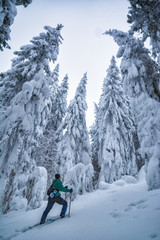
[40,196,68,223]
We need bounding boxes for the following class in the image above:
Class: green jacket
[52,179,70,197]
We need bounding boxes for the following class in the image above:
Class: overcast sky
[0,0,130,127]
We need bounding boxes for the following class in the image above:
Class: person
[40,174,73,224]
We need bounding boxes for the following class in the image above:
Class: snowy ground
[0,168,160,240]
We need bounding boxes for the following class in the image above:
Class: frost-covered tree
[127,0,160,64]
[64,163,93,199]
[47,66,68,132]
[0,25,63,213]
[0,0,32,51]
[90,103,100,188]
[45,64,60,132]
[51,63,59,91]
[0,24,63,107]
[97,56,137,183]
[34,129,58,191]
[0,70,51,213]
[105,30,160,190]
[105,30,160,102]
[56,73,93,196]
[35,70,69,188]
[54,74,69,129]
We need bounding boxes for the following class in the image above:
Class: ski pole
[65,192,67,201]
[68,192,72,218]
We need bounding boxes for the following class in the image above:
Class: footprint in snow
[110,209,122,218]
[128,198,148,209]
[123,206,132,212]
[150,233,158,239]
[122,199,148,212]
[155,207,160,211]
[137,204,148,209]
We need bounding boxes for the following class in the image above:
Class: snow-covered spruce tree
[127,0,160,65]
[64,162,93,199]
[0,24,63,107]
[47,64,68,132]
[34,129,58,191]
[0,0,32,51]
[53,74,69,130]
[105,30,160,102]
[105,30,160,190]
[34,64,60,181]
[0,70,50,213]
[98,56,137,183]
[56,73,93,197]
[0,25,63,213]
[90,103,100,188]
[47,63,60,131]
[35,70,69,188]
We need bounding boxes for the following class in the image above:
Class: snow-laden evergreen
[105,30,160,190]
[0,70,50,213]
[43,64,68,132]
[64,162,94,199]
[51,72,69,131]
[0,0,32,51]
[90,103,100,188]
[127,0,160,65]
[35,67,69,188]
[105,30,160,102]
[33,64,60,185]
[0,25,63,213]
[0,25,63,107]
[47,64,60,131]
[56,73,93,196]
[96,56,137,184]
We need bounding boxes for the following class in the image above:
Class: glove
[65,186,68,189]
[70,188,73,193]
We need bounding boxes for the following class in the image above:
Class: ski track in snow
[0,179,160,240]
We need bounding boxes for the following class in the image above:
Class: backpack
[47,184,58,198]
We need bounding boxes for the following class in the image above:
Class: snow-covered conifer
[34,129,58,190]
[35,71,69,188]
[98,56,137,183]
[90,103,100,188]
[105,30,160,102]
[0,0,32,51]
[32,64,60,188]
[64,163,94,199]
[127,0,160,64]
[46,64,60,131]
[49,70,69,131]
[0,25,63,213]
[1,24,63,107]
[56,74,69,128]
[0,70,52,213]
[105,30,160,190]
[56,73,93,196]
[50,64,59,97]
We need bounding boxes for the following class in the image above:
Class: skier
[40,174,73,224]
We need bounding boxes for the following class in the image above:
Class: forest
[0,0,160,216]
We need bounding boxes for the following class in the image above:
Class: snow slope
[0,168,160,240]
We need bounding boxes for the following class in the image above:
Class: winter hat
[55,174,61,179]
